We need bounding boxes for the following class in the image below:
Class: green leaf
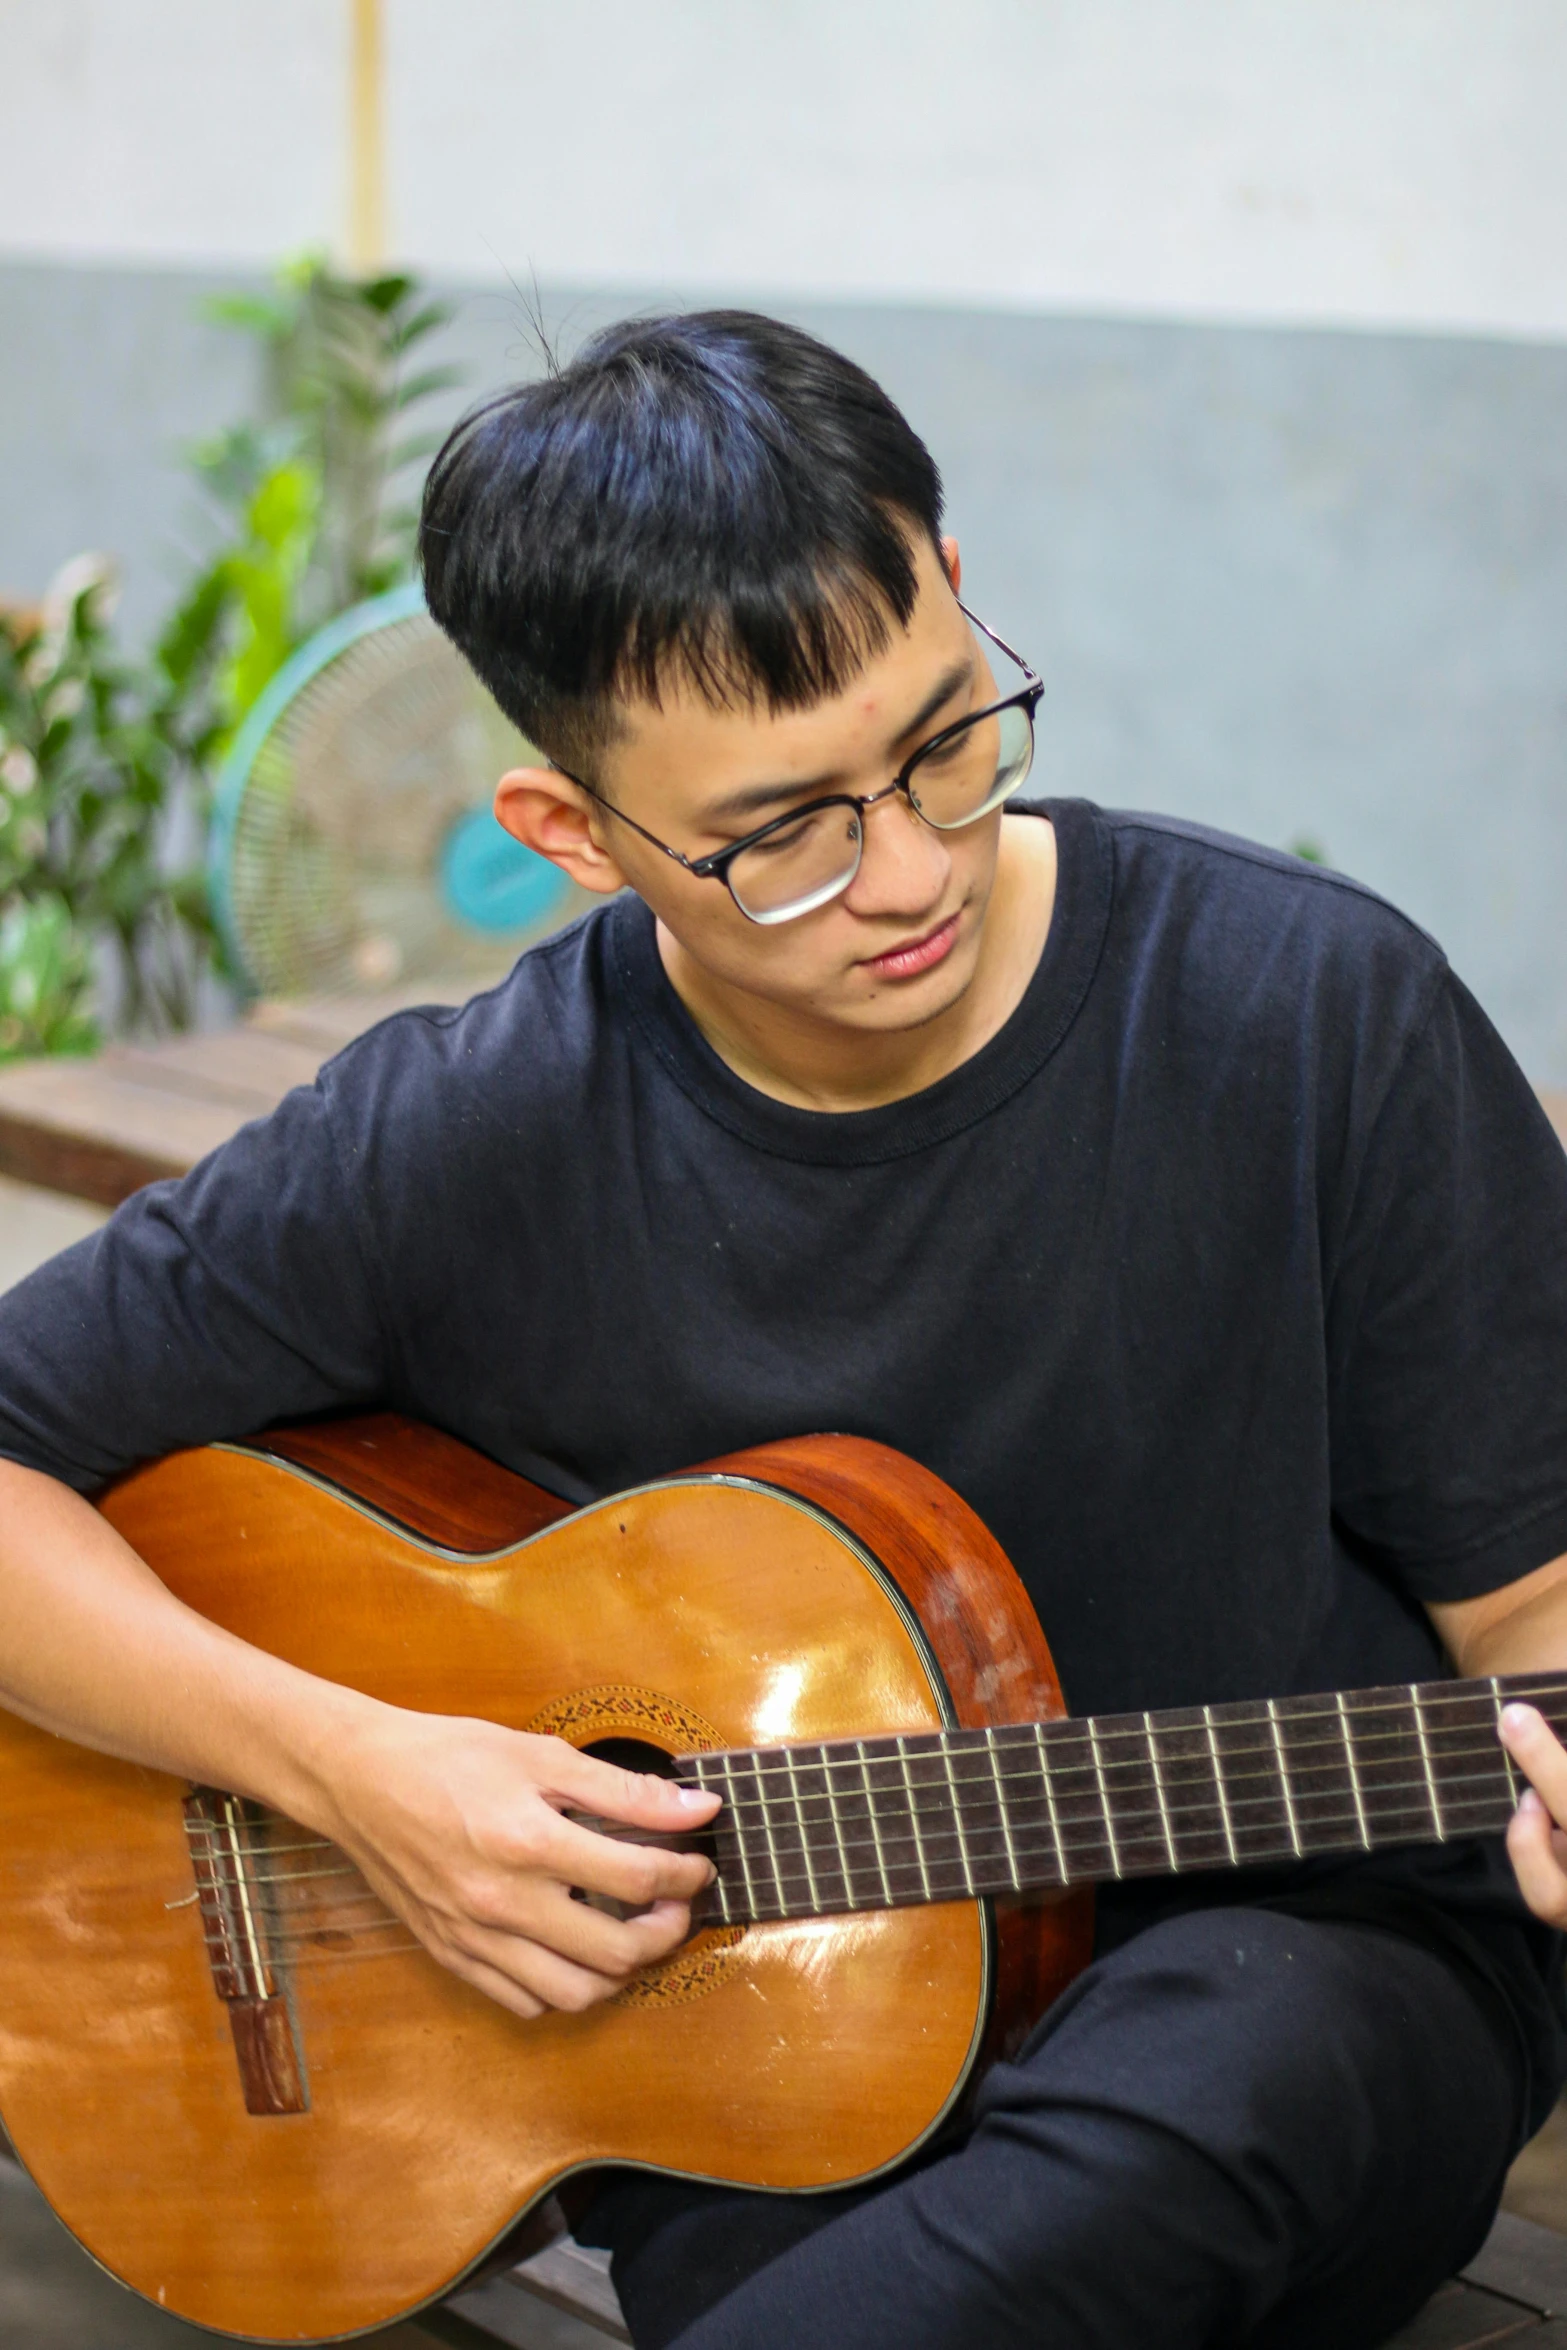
[359,273,416,313]
[0,893,98,1060]
[388,301,457,350]
[154,563,234,689]
[200,292,293,337]
[392,365,465,409]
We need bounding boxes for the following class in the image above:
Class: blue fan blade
[440,809,572,934]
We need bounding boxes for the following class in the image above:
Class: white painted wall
[1,0,1564,340]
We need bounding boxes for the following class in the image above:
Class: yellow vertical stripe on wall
[348,0,385,273]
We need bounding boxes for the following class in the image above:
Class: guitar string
[181,1833,333,1857]
[181,1703,1561,1872]
[695,1725,1549,1811]
[179,1681,1567,1874]
[189,1786,1519,1958]
[185,1766,1521,1935]
[706,1758,1521,1851]
[181,1733,1537,1895]
[207,1936,424,1964]
[683,1789,1522,1908]
[717,1789,1518,1906]
[177,1675,1567,1853]
[178,1687,1561,1927]
[682,1688,1567,1791]
[705,1674,1567,1767]
[183,1731,1536,1943]
[703,1771,1518,1871]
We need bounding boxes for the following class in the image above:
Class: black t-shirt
[6,800,1567,2116]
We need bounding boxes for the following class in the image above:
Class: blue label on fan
[440,810,572,934]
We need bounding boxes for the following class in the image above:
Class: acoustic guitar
[0,1415,1554,2342]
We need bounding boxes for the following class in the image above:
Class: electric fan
[210,583,581,1000]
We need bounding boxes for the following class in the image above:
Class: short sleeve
[0,1079,390,1492]
[1328,968,1567,1599]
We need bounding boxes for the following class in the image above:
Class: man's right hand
[318,1711,721,2019]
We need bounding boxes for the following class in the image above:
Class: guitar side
[0,1425,1089,2342]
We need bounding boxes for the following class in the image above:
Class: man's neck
[655,815,1058,1114]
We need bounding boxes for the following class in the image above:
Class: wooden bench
[0,993,436,1208]
[1,1005,1564,1211]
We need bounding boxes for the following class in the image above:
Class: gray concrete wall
[3,259,1565,1081]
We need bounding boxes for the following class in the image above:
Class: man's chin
[830,948,983,1033]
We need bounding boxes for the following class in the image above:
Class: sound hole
[581,1736,679,1778]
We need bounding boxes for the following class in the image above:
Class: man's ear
[492,768,630,897]
[940,536,962,594]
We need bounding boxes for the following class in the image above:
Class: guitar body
[0,1420,1091,2342]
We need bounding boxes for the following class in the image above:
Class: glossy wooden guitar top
[0,1421,1090,2342]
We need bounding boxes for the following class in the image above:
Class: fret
[1143,1714,1179,1872]
[855,1740,895,1905]
[1336,1692,1371,1850]
[751,1753,791,1916]
[1270,1692,1359,1854]
[694,1755,738,1923]
[940,1742,978,1897]
[700,1751,756,1922]
[1418,1681,1514,1833]
[817,1743,858,1907]
[903,1740,969,1901]
[1086,1718,1121,1879]
[858,1738,929,1904]
[1216,1702,1294,1863]
[1034,1721,1070,1884]
[1267,1699,1303,1858]
[1082,1712,1162,1878]
[792,1744,857,1915]
[1492,1678,1521,1804]
[1341,1693,1436,1847]
[1203,1705,1239,1867]
[782,1748,823,1912]
[984,1727,1023,1891]
[941,1726,1024,1897]
[1408,1686,1444,1840]
[1040,1723,1119,1880]
[896,1738,934,1902]
[1118,1708,1229,1870]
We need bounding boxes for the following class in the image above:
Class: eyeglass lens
[726,699,1036,924]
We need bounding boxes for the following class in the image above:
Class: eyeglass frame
[548,601,1043,924]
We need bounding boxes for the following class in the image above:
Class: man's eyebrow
[700,655,976,827]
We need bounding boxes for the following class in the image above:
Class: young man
[3,311,1567,2350]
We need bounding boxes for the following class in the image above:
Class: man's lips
[858,911,962,980]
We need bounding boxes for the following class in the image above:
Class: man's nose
[843,788,949,915]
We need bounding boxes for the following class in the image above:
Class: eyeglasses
[556,603,1043,926]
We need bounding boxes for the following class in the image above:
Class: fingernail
[1520,1788,1546,1816]
[676,1786,712,1811]
[1501,1704,1537,1734]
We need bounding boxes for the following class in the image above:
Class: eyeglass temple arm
[547,764,701,872]
[956,598,1039,686]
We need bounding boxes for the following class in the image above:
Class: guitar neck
[683,1670,1567,1927]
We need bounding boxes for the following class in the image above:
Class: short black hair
[418,309,944,772]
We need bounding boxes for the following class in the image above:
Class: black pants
[582,1907,1528,2350]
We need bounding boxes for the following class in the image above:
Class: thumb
[539,1737,721,1825]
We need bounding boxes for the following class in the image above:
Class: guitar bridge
[183,1789,308,2116]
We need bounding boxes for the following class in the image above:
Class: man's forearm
[0,1458,377,1830]
[0,1458,719,2021]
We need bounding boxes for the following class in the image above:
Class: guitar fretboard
[680,1671,1566,1926]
